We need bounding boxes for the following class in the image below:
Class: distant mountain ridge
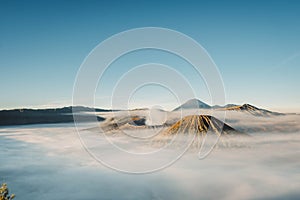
[0,106,114,113]
[172,98,284,116]
[0,100,284,126]
[0,106,110,126]
[173,99,211,111]
[219,104,283,116]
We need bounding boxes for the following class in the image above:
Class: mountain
[220,104,283,116]
[173,99,211,111]
[100,115,147,132]
[163,115,240,136]
[212,104,239,109]
[153,115,245,148]
[0,106,107,126]
[172,98,284,116]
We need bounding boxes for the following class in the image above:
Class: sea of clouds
[0,112,300,200]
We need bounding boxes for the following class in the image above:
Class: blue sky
[0,0,300,111]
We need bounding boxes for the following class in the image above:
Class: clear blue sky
[1,0,299,111]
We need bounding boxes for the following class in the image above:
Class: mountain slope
[220,104,283,116]
[152,115,246,148]
[163,115,239,136]
[101,115,147,131]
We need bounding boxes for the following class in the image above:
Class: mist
[1,111,300,200]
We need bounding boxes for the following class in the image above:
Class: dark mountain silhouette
[0,106,107,126]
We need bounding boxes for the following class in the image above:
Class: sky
[0,0,300,112]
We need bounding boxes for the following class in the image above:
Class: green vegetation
[0,183,15,200]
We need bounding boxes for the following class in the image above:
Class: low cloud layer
[1,117,300,199]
